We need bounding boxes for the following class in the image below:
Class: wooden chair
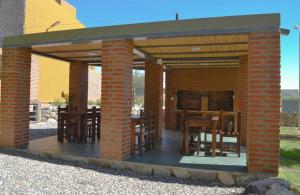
[184,114,212,155]
[57,106,67,142]
[82,106,101,143]
[145,111,156,150]
[57,106,81,142]
[84,108,94,142]
[95,107,101,140]
[134,110,149,154]
[220,111,241,157]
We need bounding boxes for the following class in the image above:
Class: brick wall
[0,48,31,147]
[144,57,164,141]
[247,31,281,174]
[165,67,238,130]
[100,40,133,160]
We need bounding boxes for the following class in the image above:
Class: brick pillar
[247,31,281,174]
[69,61,88,112]
[100,39,133,160]
[144,57,164,141]
[0,48,31,147]
[235,56,248,145]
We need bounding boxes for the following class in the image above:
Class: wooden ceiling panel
[154,51,247,59]
[142,44,248,54]
[134,34,249,47]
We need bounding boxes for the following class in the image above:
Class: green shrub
[88,99,101,106]
[52,98,65,107]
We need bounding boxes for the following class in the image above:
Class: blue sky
[69,0,300,89]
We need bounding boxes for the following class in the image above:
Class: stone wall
[88,67,101,101]
[0,0,25,37]
[281,112,298,127]
[30,56,39,100]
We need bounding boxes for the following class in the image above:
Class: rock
[41,117,47,122]
[88,159,111,168]
[43,114,50,119]
[153,166,172,177]
[47,118,57,127]
[243,185,260,195]
[50,112,57,118]
[244,177,294,195]
[218,173,235,186]
[190,170,217,182]
[110,162,126,170]
[172,168,190,179]
[236,174,257,186]
[266,184,295,195]
[127,164,153,174]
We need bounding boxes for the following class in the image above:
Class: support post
[247,31,281,175]
[69,61,88,112]
[100,39,133,160]
[144,56,164,142]
[0,48,32,147]
[235,56,248,145]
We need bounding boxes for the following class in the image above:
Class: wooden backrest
[184,114,211,129]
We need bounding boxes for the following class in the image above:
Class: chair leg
[197,133,201,155]
[144,134,149,151]
[204,133,207,150]
[220,135,223,156]
[237,136,241,157]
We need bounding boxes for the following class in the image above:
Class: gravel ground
[30,122,57,140]
[0,149,244,195]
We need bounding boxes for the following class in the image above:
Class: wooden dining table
[180,111,220,157]
[60,111,87,143]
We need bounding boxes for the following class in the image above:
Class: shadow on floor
[30,128,57,140]
[126,130,247,172]
[27,130,247,172]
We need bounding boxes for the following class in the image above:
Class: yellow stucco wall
[24,0,84,102]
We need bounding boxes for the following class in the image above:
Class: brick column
[144,57,164,141]
[235,56,248,145]
[0,48,31,147]
[69,61,88,112]
[100,39,133,160]
[247,31,281,174]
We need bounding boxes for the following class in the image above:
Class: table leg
[211,120,217,157]
[131,121,135,155]
[76,115,82,143]
[184,120,189,155]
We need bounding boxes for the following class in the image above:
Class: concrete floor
[28,130,247,172]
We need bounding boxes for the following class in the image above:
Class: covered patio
[0,13,281,176]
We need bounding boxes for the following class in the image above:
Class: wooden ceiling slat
[163,56,239,62]
[137,42,248,49]
[151,50,247,55]
[154,52,247,58]
[134,34,249,47]
[143,45,248,54]
[167,65,238,69]
[165,61,239,65]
